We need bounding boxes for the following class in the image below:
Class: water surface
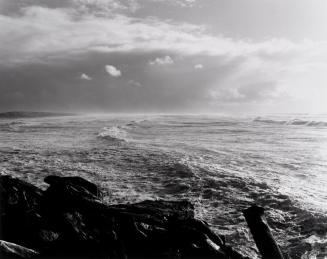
[1,114,327,258]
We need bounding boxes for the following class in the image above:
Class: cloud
[75,0,197,13]
[0,4,318,66]
[105,65,121,77]
[128,80,142,87]
[149,0,197,8]
[149,56,174,65]
[1,1,327,113]
[208,81,280,103]
[80,73,92,80]
[74,0,140,15]
[1,50,326,113]
[194,64,203,69]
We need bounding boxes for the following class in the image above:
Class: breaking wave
[97,119,155,142]
[0,121,24,132]
[97,126,129,142]
[125,119,152,128]
[254,117,327,127]
[2,114,327,258]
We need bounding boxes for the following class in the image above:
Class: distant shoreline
[0,111,76,119]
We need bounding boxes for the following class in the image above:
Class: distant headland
[0,111,76,119]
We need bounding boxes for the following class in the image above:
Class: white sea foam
[254,116,327,127]
[0,121,24,132]
[1,114,327,258]
[97,126,128,142]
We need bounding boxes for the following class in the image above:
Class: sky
[0,0,327,114]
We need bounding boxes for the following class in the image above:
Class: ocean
[0,114,327,258]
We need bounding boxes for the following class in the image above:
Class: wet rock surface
[0,240,39,258]
[0,175,249,259]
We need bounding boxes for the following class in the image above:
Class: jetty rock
[0,174,248,259]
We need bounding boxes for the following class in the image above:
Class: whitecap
[253,117,327,127]
[97,126,128,142]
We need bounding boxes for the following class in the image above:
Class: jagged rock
[44,175,101,199]
[111,199,194,221]
[0,240,38,258]
[0,175,248,259]
[43,175,102,211]
[0,175,44,248]
[0,175,43,212]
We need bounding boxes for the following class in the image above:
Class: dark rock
[243,205,285,259]
[1,175,249,259]
[42,175,103,214]
[0,175,43,213]
[0,175,44,248]
[108,200,195,226]
[0,240,38,258]
[44,176,101,199]
[37,230,59,244]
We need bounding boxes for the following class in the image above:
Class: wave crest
[97,126,128,142]
[0,121,24,132]
[254,117,327,127]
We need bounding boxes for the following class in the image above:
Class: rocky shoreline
[0,174,283,259]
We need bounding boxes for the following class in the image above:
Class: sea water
[0,114,327,258]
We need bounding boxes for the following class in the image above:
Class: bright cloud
[1,1,327,113]
[80,73,92,80]
[149,56,174,66]
[0,5,319,66]
[105,65,122,77]
[73,0,198,15]
[74,0,140,15]
[194,64,203,69]
[150,0,197,7]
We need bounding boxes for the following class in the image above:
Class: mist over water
[0,114,327,258]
